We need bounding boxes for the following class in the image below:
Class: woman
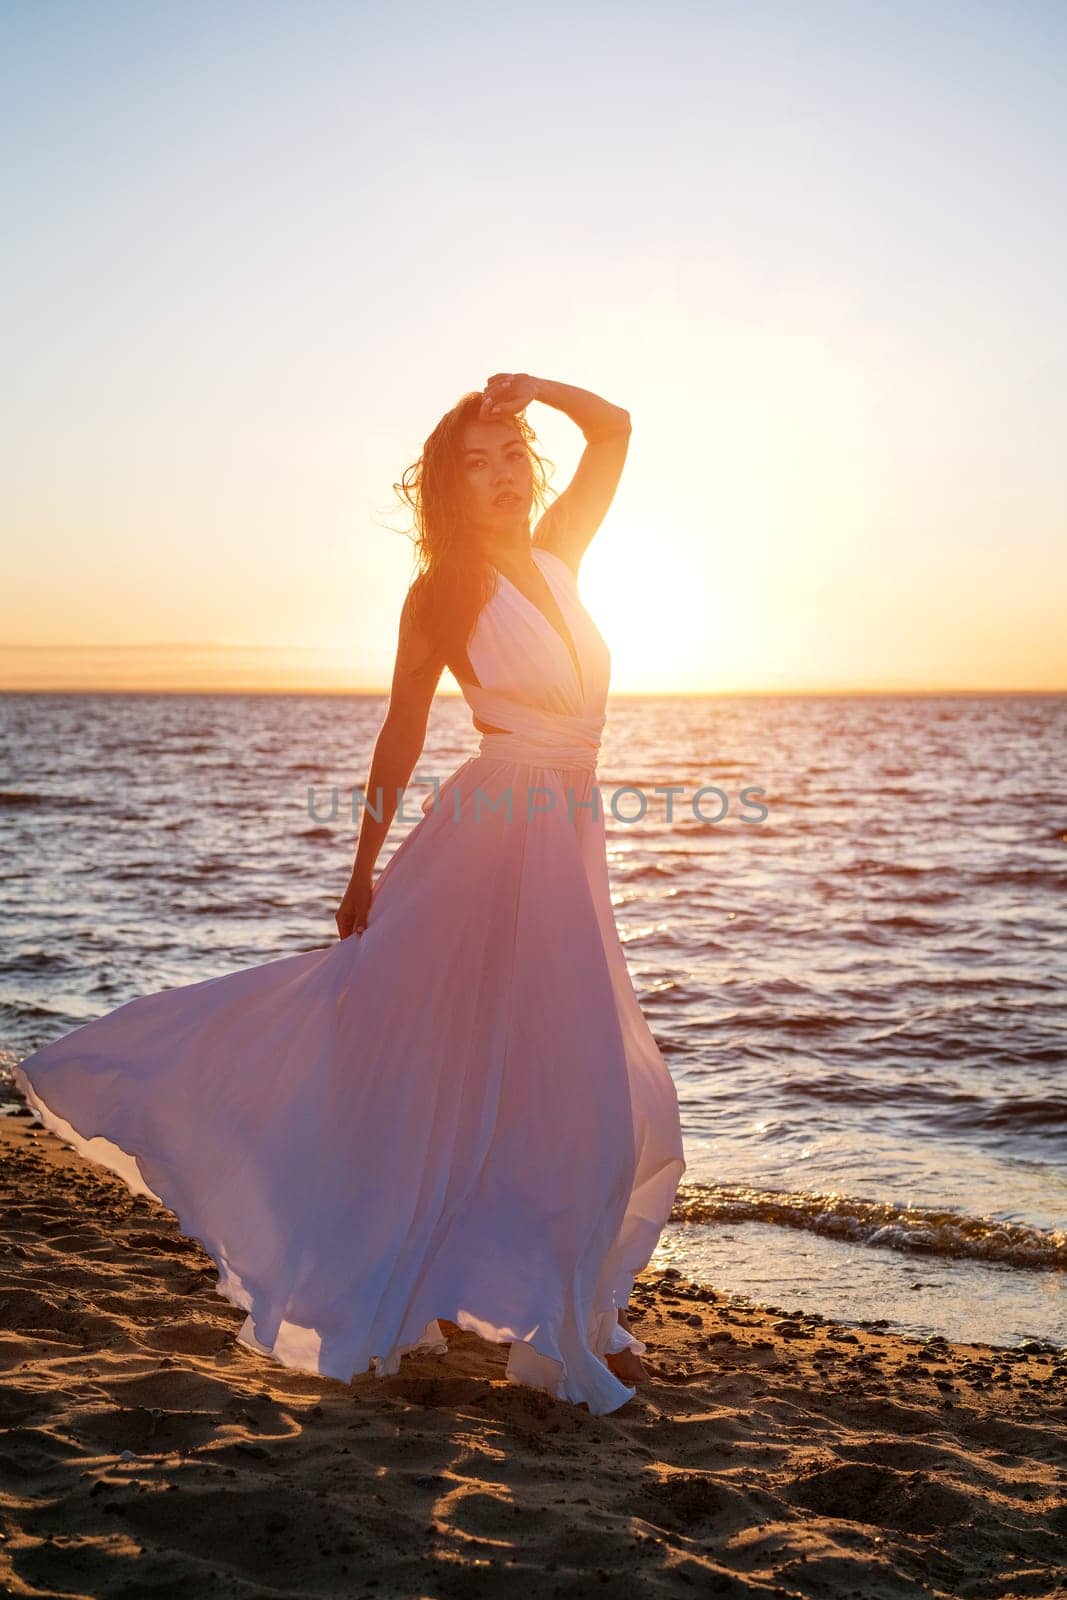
[14,372,686,1416]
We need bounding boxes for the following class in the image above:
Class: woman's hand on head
[480,372,538,421]
[336,872,374,940]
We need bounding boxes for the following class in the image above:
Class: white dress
[13,546,686,1415]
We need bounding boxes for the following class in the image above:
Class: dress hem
[12,1064,657,1417]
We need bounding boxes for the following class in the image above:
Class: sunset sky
[2,0,1065,695]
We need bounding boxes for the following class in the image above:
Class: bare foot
[606,1345,649,1384]
[605,1307,650,1386]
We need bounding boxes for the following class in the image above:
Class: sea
[1,690,1064,1351]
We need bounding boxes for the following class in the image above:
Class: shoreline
[2,1112,1065,1598]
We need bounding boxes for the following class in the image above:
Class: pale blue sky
[2,0,1065,691]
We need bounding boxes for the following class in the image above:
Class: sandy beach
[1,1109,1065,1600]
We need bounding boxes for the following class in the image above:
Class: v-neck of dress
[491,549,585,695]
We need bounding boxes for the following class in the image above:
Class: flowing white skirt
[14,752,686,1415]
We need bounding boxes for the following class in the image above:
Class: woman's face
[461,419,534,536]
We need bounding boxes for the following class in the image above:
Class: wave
[778,1074,1067,1128]
[671,1181,1067,1269]
[0,790,96,809]
[0,950,73,976]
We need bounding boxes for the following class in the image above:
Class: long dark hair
[393,391,558,683]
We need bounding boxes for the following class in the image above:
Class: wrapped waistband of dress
[475,729,600,773]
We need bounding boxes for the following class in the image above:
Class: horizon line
[1,686,1064,699]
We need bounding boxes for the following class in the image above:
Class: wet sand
[1,1111,1065,1599]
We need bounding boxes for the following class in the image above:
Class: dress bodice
[458,547,612,772]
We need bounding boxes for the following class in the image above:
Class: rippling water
[2,691,1064,1349]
